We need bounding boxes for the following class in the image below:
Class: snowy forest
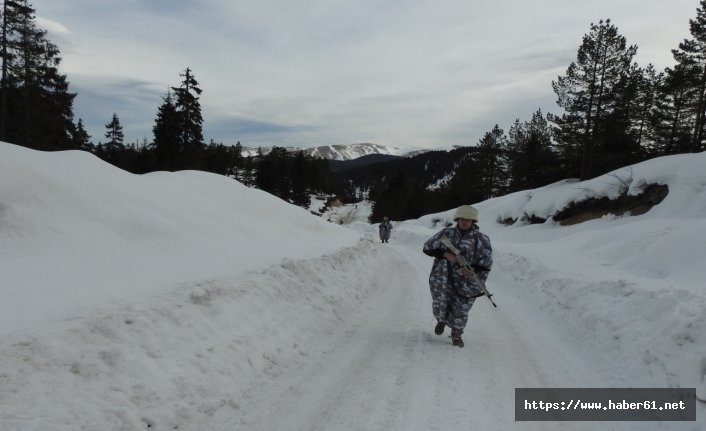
[2,0,706,217]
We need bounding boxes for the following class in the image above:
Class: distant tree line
[252,146,339,208]
[3,0,706,218]
[335,147,479,201]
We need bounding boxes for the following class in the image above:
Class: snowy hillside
[0,143,360,340]
[1,142,704,430]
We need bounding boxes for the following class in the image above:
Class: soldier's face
[457,218,473,230]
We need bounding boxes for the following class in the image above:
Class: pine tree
[551,19,637,179]
[99,112,125,167]
[254,147,274,193]
[309,157,337,194]
[104,112,124,151]
[241,154,255,186]
[271,146,292,202]
[0,0,76,149]
[152,91,181,170]
[171,67,204,169]
[232,141,244,179]
[291,150,311,208]
[651,64,695,154]
[476,124,508,199]
[507,110,559,191]
[599,62,645,172]
[72,117,92,150]
[628,64,661,152]
[444,149,486,207]
[670,0,706,152]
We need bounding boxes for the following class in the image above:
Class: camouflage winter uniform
[379,221,392,241]
[423,225,493,337]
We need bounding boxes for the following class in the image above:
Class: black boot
[434,321,445,335]
[451,336,464,348]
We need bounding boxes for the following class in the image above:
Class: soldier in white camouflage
[423,205,493,347]
[379,216,392,243]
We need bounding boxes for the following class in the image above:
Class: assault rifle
[440,235,497,308]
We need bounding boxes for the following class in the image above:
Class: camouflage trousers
[430,282,476,337]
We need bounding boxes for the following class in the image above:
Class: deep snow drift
[0,144,359,341]
[1,142,704,430]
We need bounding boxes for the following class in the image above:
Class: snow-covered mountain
[1,142,704,430]
[242,142,432,160]
[304,143,424,160]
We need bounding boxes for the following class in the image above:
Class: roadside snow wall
[0,240,385,430]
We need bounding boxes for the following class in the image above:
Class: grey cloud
[31,0,699,149]
[205,115,314,146]
[70,76,165,143]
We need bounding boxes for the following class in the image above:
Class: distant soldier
[423,205,493,347]
[378,216,393,243]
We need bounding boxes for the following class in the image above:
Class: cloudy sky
[34,0,699,150]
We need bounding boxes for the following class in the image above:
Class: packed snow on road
[1,143,704,430]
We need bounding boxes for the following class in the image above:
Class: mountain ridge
[241,142,448,160]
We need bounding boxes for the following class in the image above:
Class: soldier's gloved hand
[443,252,457,263]
[458,267,472,278]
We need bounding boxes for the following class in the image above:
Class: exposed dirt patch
[554,183,668,226]
[499,183,669,227]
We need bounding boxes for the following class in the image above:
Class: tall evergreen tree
[0,0,76,149]
[72,117,91,150]
[104,112,124,151]
[444,149,487,207]
[599,62,647,172]
[476,124,508,199]
[152,91,181,170]
[670,0,706,152]
[240,154,255,187]
[651,64,695,154]
[171,67,204,169]
[254,146,274,193]
[98,112,125,168]
[232,141,244,179]
[291,150,311,208]
[551,19,637,179]
[507,110,559,192]
[271,146,292,202]
[309,157,337,195]
[628,64,661,152]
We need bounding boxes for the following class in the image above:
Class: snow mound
[484,152,706,223]
[0,143,358,340]
[0,240,392,430]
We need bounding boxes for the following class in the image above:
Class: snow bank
[0,239,389,430]
[0,143,358,341]
[484,152,706,222]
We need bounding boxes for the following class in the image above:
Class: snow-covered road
[210,235,687,431]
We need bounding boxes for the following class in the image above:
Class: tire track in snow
[223,243,421,430]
